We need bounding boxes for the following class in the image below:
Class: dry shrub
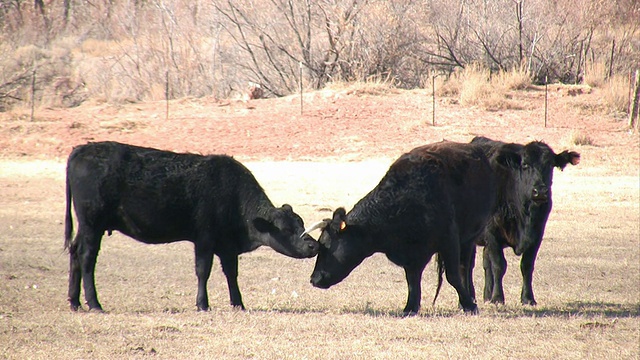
[325,76,398,96]
[482,92,524,112]
[454,64,530,111]
[584,62,608,88]
[582,62,629,117]
[601,74,630,116]
[495,64,532,91]
[459,64,492,106]
[457,64,523,111]
[434,73,461,97]
[76,56,143,104]
[80,38,126,57]
[1,42,85,110]
[567,130,595,146]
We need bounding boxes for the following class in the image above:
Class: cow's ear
[555,150,581,170]
[333,208,347,221]
[496,149,523,170]
[330,208,347,232]
[253,217,274,233]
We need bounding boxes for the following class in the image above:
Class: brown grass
[0,160,638,360]
[584,62,608,88]
[583,62,631,117]
[446,64,528,111]
[324,76,399,97]
[601,74,632,116]
[459,64,491,107]
[495,64,532,91]
[567,130,596,146]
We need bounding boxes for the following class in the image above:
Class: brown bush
[0,0,638,110]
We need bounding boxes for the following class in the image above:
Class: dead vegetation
[1,0,638,112]
[0,160,637,359]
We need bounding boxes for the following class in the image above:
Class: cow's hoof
[402,310,419,317]
[463,304,479,315]
[522,299,537,306]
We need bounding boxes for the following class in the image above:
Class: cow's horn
[301,220,330,238]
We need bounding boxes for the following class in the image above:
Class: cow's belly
[111,202,193,243]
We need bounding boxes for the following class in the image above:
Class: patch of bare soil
[0,86,637,175]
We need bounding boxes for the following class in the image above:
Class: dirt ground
[1,84,638,174]
[0,85,639,359]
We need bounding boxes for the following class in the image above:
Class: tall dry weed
[434,72,461,97]
[566,130,596,146]
[601,74,631,116]
[584,62,608,88]
[496,64,531,91]
[324,75,398,96]
[459,64,492,106]
[456,64,525,111]
[434,65,527,111]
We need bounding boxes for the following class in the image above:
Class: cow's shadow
[313,300,639,319]
[520,301,639,318]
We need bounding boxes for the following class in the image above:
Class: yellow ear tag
[339,221,347,231]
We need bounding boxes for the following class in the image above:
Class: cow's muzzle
[531,187,549,203]
[301,235,320,257]
[310,271,331,289]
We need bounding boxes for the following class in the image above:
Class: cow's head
[253,204,319,258]
[492,142,549,205]
[514,141,580,253]
[476,137,580,207]
[523,141,580,196]
[484,142,549,252]
[307,208,373,289]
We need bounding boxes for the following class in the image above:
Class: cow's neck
[495,197,529,249]
[242,191,275,245]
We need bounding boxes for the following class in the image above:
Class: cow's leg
[520,243,541,305]
[67,238,82,311]
[486,244,507,304]
[194,243,215,311]
[219,254,245,310]
[403,263,427,315]
[460,242,477,303]
[482,246,494,302]
[75,227,104,312]
[440,241,478,313]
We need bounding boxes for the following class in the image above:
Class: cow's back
[66,142,264,243]
[349,141,496,244]
[407,142,496,241]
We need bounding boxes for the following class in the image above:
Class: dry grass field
[0,85,639,359]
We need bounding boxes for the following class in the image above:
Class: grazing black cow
[468,136,580,305]
[64,141,319,312]
[307,141,545,314]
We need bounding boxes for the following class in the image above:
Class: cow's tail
[432,253,445,306]
[64,170,74,251]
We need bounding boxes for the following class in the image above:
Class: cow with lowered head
[468,136,580,305]
[64,141,319,312]
[307,141,546,315]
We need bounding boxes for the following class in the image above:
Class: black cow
[64,141,319,312]
[307,141,545,314]
[468,136,580,305]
